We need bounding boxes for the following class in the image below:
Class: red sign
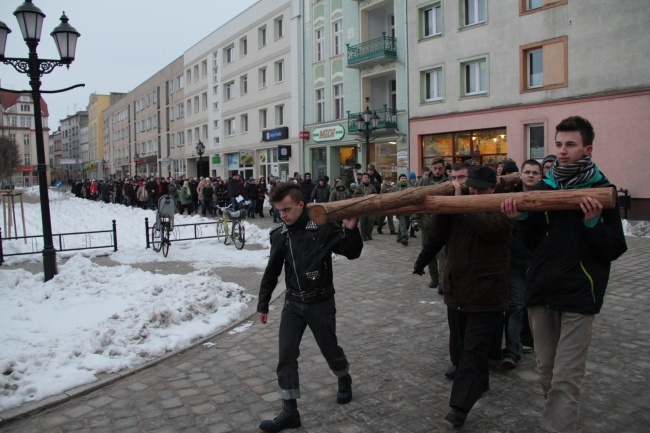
[17,166,34,172]
[299,131,310,140]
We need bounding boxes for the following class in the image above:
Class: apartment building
[0,91,51,187]
[183,0,300,181]
[87,93,113,180]
[59,110,87,181]
[49,128,62,183]
[302,0,409,184]
[408,0,650,217]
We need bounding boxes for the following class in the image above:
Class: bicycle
[151,194,176,257]
[216,204,246,250]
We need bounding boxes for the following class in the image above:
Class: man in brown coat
[414,165,513,427]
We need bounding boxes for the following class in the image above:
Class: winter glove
[413,267,425,276]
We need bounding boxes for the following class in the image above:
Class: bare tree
[0,136,20,185]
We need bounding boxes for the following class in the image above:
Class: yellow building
[86,93,111,180]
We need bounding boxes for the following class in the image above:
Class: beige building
[407,0,650,218]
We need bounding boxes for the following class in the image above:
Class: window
[390,80,397,109]
[170,133,176,148]
[241,75,248,95]
[520,37,568,92]
[526,123,545,159]
[187,129,192,144]
[333,84,344,120]
[202,125,208,140]
[423,67,444,101]
[259,67,268,88]
[213,102,219,111]
[186,99,192,114]
[241,114,249,133]
[274,16,284,39]
[315,27,325,62]
[421,3,442,38]
[527,0,542,9]
[240,37,247,57]
[213,120,219,128]
[194,96,199,113]
[259,26,267,47]
[201,60,208,77]
[461,57,487,96]
[331,20,343,56]
[225,45,235,64]
[178,131,185,146]
[213,67,218,83]
[177,74,184,89]
[275,60,284,83]
[202,92,208,110]
[225,81,235,100]
[260,109,267,129]
[186,69,191,84]
[275,105,284,126]
[193,65,199,81]
[212,50,218,67]
[316,88,325,123]
[519,0,566,14]
[528,49,543,88]
[462,0,486,27]
[226,118,236,136]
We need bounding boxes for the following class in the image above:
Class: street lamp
[101,158,106,180]
[0,1,81,282]
[133,153,140,178]
[355,105,380,157]
[195,139,205,177]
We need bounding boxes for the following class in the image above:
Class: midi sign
[312,125,345,142]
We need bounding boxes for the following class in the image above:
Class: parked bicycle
[151,194,176,257]
[216,204,246,250]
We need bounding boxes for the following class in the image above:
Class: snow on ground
[0,188,271,412]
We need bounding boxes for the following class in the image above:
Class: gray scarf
[549,156,597,189]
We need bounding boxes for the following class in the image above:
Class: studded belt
[286,285,334,301]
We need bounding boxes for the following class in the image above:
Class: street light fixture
[355,105,380,158]
[195,139,205,177]
[101,158,106,180]
[0,0,81,282]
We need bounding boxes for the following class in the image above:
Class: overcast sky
[0,0,259,124]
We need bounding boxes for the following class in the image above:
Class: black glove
[413,268,425,276]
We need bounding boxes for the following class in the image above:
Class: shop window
[311,148,327,180]
[422,128,507,167]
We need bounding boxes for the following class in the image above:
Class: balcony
[347,33,397,69]
[347,105,398,133]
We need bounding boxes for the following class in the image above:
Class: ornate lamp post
[195,139,205,177]
[0,1,81,282]
[133,153,140,178]
[101,158,106,180]
[355,105,380,162]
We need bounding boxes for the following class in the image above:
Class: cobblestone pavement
[1,214,649,433]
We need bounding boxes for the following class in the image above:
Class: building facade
[59,110,87,182]
[407,0,650,217]
[0,91,51,187]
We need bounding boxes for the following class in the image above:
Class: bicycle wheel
[216,220,225,243]
[161,226,170,257]
[151,226,162,252]
[232,221,245,250]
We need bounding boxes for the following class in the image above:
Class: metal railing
[348,105,399,133]
[347,33,397,66]
[144,217,221,249]
[0,220,118,264]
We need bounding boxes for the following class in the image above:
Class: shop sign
[212,155,221,164]
[312,125,345,142]
[60,158,83,165]
[160,158,172,167]
[262,126,289,142]
[278,145,291,161]
[299,131,310,140]
[17,165,34,172]
[397,150,408,168]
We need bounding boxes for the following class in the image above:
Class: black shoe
[444,365,457,380]
[502,356,518,369]
[377,228,383,234]
[390,231,397,235]
[362,237,368,241]
[438,287,443,295]
[367,235,372,240]
[445,408,467,427]
[428,280,438,289]
[337,374,353,404]
[410,233,417,238]
[402,240,408,246]
[259,400,301,432]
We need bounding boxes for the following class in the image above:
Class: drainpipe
[404,0,411,174]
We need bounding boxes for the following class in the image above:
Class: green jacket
[179,185,192,205]
[329,180,351,202]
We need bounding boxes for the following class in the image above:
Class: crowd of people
[255,116,627,433]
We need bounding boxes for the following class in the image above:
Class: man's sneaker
[521,345,534,354]
[337,374,353,404]
[502,356,518,369]
[445,408,467,427]
[259,400,301,433]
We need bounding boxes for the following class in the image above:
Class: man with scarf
[257,182,363,432]
[502,116,627,433]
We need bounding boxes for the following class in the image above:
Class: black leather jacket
[257,211,363,314]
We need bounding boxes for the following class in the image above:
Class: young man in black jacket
[257,182,363,433]
[502,116,627,433]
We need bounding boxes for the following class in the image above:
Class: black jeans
[448,310,504,413]
[277,296,349,400]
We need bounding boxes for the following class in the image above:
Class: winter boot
[337,373,353,404]
[259,399,301,432]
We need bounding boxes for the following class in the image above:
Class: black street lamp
[0,1,81,282]
[195,139,205,176]
[355,105,380,159]
[101,158,106,180]
[133,153,140,178]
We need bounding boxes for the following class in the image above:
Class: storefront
[421,127,508,169]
